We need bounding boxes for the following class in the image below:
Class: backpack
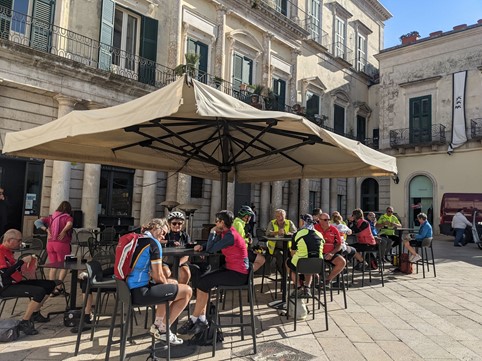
[0,319,20,342]
[190,302,224,346]
[114,233,141,280]
[399,253,413,274]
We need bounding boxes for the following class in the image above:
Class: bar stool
[413,237,436,278]
[211,264,256,357]
[351,243,385,287]
[105,279,171,361]
[325,262,348,309]
[287,258,328,331]
[74,260,116,356]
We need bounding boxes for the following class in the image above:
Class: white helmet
[167,211,185,221]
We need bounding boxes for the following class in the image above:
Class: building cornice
[362,0,392,21]
[399,76,442,88]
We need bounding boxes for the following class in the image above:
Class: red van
[439,193,482,235]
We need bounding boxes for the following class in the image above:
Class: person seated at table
[178,210,249,335]
[403,213,433,263]
[162,211,191,284]
[376,206,401,260]
[367,211,391,263]
[314,213,346,284]
[128,218,192,345]
[266,208,297,259]
[233,205,265,272]
[348,208,377,270]
[0,229,56,335]
[34,201,74,297]
[286,214,324,297]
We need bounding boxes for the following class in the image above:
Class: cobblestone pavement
[1,235,482,361]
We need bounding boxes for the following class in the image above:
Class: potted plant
[175,52,200,76]
[247,84,256,94]
[400,31,420,45]
[213,76,224,88]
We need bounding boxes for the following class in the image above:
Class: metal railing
[329,41,353,64]
[471,118,482,139]
[0,5,176,88]
[255,0,311,34]
[389,124,447,148]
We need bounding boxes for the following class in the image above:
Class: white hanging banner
[447,71,467,154]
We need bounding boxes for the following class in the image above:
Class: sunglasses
[320,218,329,221]
[171,222,183,226]
[387,210,393,213]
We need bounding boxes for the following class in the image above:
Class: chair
[99,227,117,252]
[413,237,436,278]
[286,258,328,331]
[22,238,44,254]
[74,260,116,356]
[351,242,385,287]
[105,279,171,361]
[211,264,256,357]
[74,229,95,258]
[258,229,280,297]
[325,262,348,309]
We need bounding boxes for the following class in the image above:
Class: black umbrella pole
[221,172,228,210]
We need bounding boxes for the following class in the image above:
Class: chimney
[429,31,443,38]
[478,19,482,25]
[453,24,467,31]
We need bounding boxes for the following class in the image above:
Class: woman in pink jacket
[35,201,73,296]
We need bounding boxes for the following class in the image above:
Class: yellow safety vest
[267,219,292,255]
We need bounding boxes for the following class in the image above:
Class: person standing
[233,205,265,272]
[0,187,8,236]
[34,201,74,296]
[451,208,472,247]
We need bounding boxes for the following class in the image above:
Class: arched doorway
[409,175,434,228]
[361,178,379,212]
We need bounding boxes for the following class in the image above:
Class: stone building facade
[376,21,482,232]
[0,0,392,238]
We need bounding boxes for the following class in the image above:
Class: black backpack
[190,302,224,346]
[0,320,20,342]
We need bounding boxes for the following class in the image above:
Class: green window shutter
[99,0,114,71]
[30,0,55,52]
[138,15,158,85]
[233,54,243,90]
[0,0,12,40]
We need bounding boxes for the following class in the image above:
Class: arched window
[361,178,379,212]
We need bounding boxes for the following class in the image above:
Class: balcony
[0,6,176,88]
[328,41,353,67]
[251,0,310,38]
[389,124,447,148]
[471,118,482,139]
[354,59,380,83]
[305,25,329,50]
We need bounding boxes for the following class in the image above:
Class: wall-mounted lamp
[392,174,400,184]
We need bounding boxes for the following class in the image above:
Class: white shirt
[451,212,472,229]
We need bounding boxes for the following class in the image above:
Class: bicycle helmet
[167,211,185,221]
[238,205,255,217]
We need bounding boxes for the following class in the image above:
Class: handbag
[399,253,413,274]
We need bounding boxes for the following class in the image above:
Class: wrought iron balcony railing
[354,59,380,82]
[471,118,482,139]
[0,5,176,88]
[328,41,353,65]
[253,0,311,36]
[389,124,447,148]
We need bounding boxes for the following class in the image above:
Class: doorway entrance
[408,175,433,228]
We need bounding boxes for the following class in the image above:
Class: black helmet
[238,205,254,217]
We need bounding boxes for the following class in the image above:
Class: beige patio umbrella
[3,75,397,207]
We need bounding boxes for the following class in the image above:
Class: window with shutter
[99,0,114,71]
[30,0,54,52]
[139,15,157,85]
[0,0,13,40]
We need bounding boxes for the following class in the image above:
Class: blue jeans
[454,228,465,245]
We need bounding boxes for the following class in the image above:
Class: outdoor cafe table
[161,246,212,279]
[395,227,415,256]
[40,260,86,311]
[263,236,293,311]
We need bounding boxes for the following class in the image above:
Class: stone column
[227,181,235,211]
[140,170,157,225]
[288,180,299,222]
[260,182,270,229]
[330,178,338,214]
[290,49,301,105]
[214,5,227,78]
[321,178,330,212]
[81,164,101,229]
[50,95,76,213]
[210,180,222,220]
[347,178,356,215]
[271,181,283,215]
[176,173,191,205]
[299,179,310,216]
[262,32,274,85]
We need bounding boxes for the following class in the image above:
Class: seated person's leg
[248,250,265,272]
[179,263,191,285]
[327,255,346,282]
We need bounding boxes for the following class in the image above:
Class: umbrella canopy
[3,75,397,206]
